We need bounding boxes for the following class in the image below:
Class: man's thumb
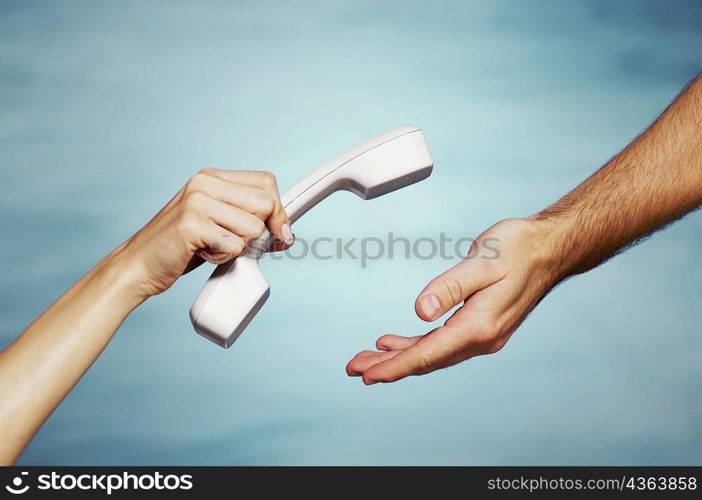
[414,260,497,321]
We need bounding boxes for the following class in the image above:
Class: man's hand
[348,74,702,385]
[346,218,559,384]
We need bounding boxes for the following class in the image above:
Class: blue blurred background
[0,0,700,465]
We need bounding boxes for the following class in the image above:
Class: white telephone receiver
[190,125,433,348]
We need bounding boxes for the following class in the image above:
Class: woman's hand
[114,168,294,300]
[0,168,293,464]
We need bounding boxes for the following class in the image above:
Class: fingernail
[420,293,441,319]
[281,223,294,245]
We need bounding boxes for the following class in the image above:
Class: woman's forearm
[0,246,144,464]
[0,168,291,464]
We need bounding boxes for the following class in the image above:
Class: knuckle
[254,217,266,235]
[466,238,481,259]
[241,217,265,238]
[183,189,206,209]
[440,275,466,305]
[257,170,276,189]
[476,254,500,273]
[229,238,245,255]
[483,341,505,355]
[495,217,529,233]
[375,336,389,349]
[185,172,208,192]
[472,319,500,345]
[253,190,275,215]
[198,167,217,176]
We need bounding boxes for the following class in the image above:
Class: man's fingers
[375,334,421,351]
[347,273,520,384]
[345,350,400,376]
[348,323,497,384]
[359,326,463,384]
[359,343,431,384]
[415,259,502,322]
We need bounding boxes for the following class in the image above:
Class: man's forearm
[347,75,702,384]
[533,75,702,278]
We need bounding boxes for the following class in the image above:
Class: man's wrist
[524,213,582,283]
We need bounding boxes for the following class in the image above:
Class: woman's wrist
[89,244,152,312]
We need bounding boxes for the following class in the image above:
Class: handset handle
[281,125,429,222]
